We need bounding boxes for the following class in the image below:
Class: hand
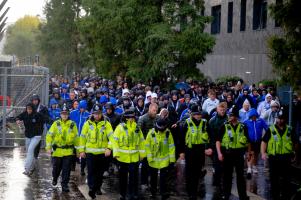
[47,150,52,155]
[80,152,86,158]
[247,152,253,161]
[171,124,177,128]
[261,153,268,161]
[218,153,224,161]
[105,149,111,157]
[114,156,119,159]
[179,153,185,160]
[16,120,21,126]
[205,148,213,156]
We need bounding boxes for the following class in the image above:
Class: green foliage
[216,76,243,85]
[268,0,301,89]
[38,0,82,73]
[4,15,41,58]
[79,0,215,82]
[258,79,278,88]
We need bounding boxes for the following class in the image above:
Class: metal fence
[0,65,49,147]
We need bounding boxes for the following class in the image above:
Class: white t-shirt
[202,98,219,114]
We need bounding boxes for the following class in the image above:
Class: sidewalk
[0,148,269,200]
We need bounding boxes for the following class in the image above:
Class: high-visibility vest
[221,123,248,149]
[46,119,78,157]
[78,119,113,155]
[145,128,175,169]
[185,118,209,148]
[267,125,293,155]
[112,121,146,163]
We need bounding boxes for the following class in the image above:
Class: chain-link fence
[0,65,49,147]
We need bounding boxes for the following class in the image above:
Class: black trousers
[212,149,223,186]
[118,161,139,199]
[269,155,292,200]
[80,157,86,172]
[52,155,73,188]
[86,153,106,192]
[141,157,149,185]
[185,145,205,198]
[223,150,248,200]
[149,167,168,196]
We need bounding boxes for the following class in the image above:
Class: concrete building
[198,0,282,84]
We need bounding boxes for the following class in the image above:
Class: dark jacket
[137,113,160,138]
[209,114,228,148]
[105,112,121,130]
[16,111,45,138]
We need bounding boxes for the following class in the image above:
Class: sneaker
[252,166,258,174]
[141,184,148,191]
[88,190,96,199]
[247,168,252,179]
[96,189,102,195]
[22,171,31,176]
[52,179,57,186]
[62,186,70,193]
[103,171,109,177]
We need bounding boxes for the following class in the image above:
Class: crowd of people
[15,74,301,200]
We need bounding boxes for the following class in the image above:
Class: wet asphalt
[0,148,299,200]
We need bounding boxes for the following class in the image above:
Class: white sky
[6,0,46,23]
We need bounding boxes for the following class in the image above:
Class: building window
[253,0,267,30]
[275,0,283,27]
[240,0,247,31]
[211,5,221,34]
[227,2,233,33]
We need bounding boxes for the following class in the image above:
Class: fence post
[2,67,7,147]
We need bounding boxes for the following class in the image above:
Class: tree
[79,0,215,82]
[268,0,301,89]
[38,0,82,73]
[4,15,41,59]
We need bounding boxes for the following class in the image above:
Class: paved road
[0,148,282,200]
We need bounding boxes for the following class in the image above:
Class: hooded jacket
[69,101,90,135]
[243,108,268,143]
[257,94,272,117]
[16,106,45,138]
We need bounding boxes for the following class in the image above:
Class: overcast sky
[6,0,46,23]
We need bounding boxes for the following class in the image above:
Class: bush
[216,76,243,85]
[258,79,278,88]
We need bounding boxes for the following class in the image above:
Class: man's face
[243,103,250,111]
[229,115,237,122]
[227,95,232,102]
[32,99,39,106]
[271,105,279,112]
[243,91,248,96]
[276,118,285,126]
[209,93,216,100]
[172,95,177,101]
[26,107,33,114]
[62,88,67,93]
[266,96,272,103]
[61,113,68,120]
[252,90,258,96]
[151,97,157,104]
[217,106,226,117]
[138,100,144,107]
[69,92,75,100]
[93,112,102,121]
[80,108,85,113]
[73,101,79,109]
[107,108,113,115]
[185,98,191,104]
[192,114,202,121]
[149,106,158,117]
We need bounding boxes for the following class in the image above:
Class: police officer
[261,108,297,200]
[112,108,146,200]
[78,103,114,199]
[216,106,249,200]
[46,104,78,192]
[145,118,175,200]
[178,104,212,200]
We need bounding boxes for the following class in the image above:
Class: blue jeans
[25,136,41,172]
